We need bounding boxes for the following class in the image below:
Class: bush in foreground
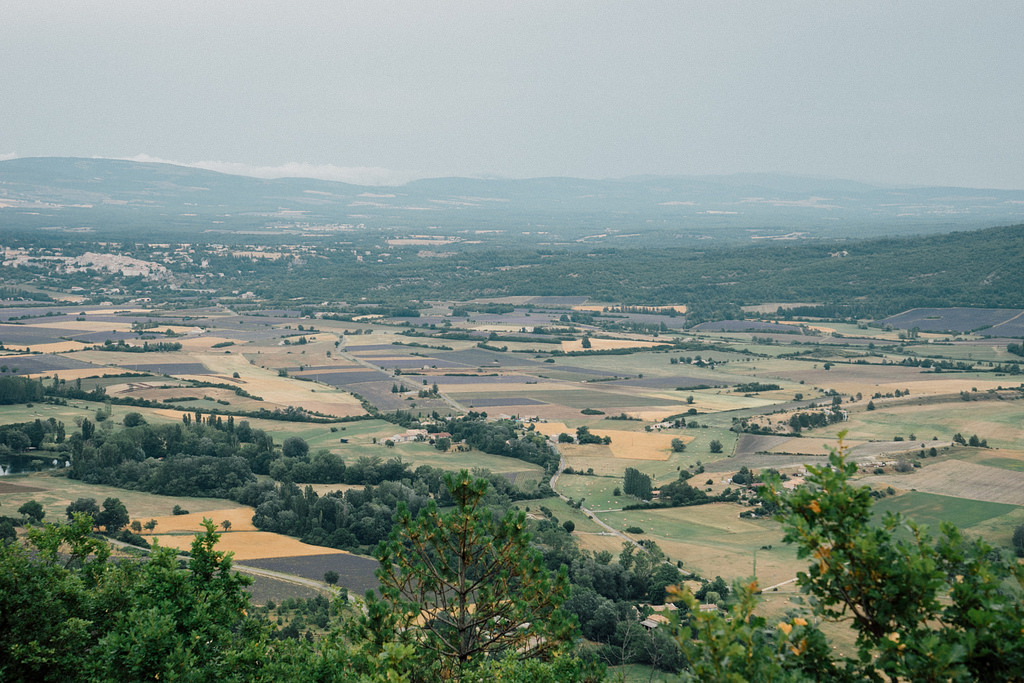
[673,431,1024,682]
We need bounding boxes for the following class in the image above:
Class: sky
[2,1,1023,188]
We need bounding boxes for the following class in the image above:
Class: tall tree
[96,498,129,533]
[369,471,575,680]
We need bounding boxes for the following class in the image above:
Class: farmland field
[870,491,1019,535]
[0,471,251,522]
[822,399,1024,449]
[879,307,1024,333]
[592,503,805,587]
[149,530,351,562]
[1,289,1022,639]
[868,459,1024,505]
[241,553,380,594]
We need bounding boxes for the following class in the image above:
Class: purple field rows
[367,357,468,369]
[71,331,148,343]
[525,296,589,305]
[0,354,102,373]
[434,374,538,384]
[606,375,719,388]
[242,553,381,594]
[613,312,689,329]
[242,309,302,318]
[433,349,546,367]
[462,397,546,407]
[878,308,1024,334]
[0,306,72,321]
[987,318,1024,337]
[690,320,803,333]
[303,370,392,385]
[0,325,71,345]
[344,343,409,352]
[123,362,210,375]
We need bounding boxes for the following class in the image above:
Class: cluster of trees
[623,468,746,511]
[788,409,844,433]
[247,464,548,552]
[897,356,978,371]
[441,414,559,472]
[65,496,129,533]
[93,339,183,352]
[733,382,781,393]
[67,417,275,499]
[0,418,65,453]
[622,467,653,500]
[268,446,348,484]
[574,425,610,445]
[953,432,989,448]
[0,376,46,404]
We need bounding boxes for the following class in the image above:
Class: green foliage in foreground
[0,497,599,683]
[674,432,1024,682]
[3,439,1022,682]
[367,472,577,681]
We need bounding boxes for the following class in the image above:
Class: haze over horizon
[3,1,1023,189]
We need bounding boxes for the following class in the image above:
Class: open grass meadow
[590,503,804,587]
[554,473,630,512]
[520,495,607,535]
[803,398,1024,448]
[0,471,251,523]
[870,490,1021,545]
[965,454,1024,472]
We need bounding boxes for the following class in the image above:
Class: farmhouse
[386,429,429,443]
[640,613,670,630]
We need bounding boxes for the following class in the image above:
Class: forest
[2,222,1022,322]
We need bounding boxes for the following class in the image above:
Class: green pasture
[0,471,249,522]
[554,473,629,512]
[900,342,1020,364]
[966,456,1024,472]
[823,400,1024,449]
[871,491,1019,536]
[0,402,98,426]
[599,504,777,549]
[604,664,662,683]
[337,440,545,476]
[523,496,606,534]
[544,349,723,378]
[959,505,1024,550]
[597,503,801,583]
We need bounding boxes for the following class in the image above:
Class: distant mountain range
[2,157,1022,244]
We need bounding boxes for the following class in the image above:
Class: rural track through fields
[232,563,337,595]
[548,440,693,576]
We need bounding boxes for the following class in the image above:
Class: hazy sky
[2,1,1022,188]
